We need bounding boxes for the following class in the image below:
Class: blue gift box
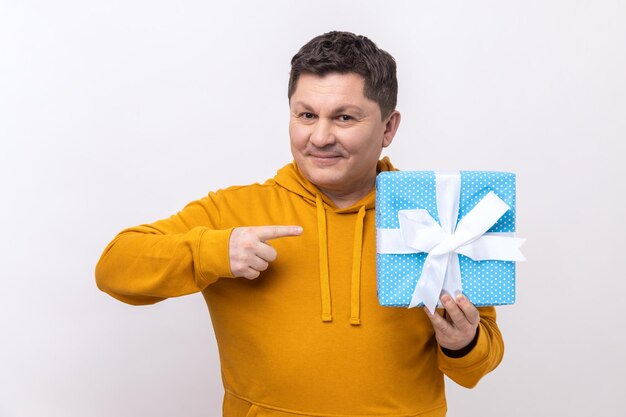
[375,170,519,308]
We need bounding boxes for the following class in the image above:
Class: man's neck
[318,182,375,209]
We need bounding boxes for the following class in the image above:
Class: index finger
[253,225,303,241]
[455,294,481,326]
[440,294,468,327]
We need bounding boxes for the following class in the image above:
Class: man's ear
[382,110,401,148]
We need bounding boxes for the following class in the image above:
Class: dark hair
[288,31,398,119]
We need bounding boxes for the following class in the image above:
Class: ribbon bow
[376,172,525,314]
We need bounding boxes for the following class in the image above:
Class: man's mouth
[309,152,341,158]
[307,152,343,166]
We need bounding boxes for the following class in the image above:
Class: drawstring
[350,206,366,325]
[316,195,332,322]
[315,195,367,325]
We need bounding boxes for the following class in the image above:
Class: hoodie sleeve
[95,192,235,305]
[436,306,504,388]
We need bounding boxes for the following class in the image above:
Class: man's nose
[309,119,336,147]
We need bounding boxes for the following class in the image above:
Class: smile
[308,153,343,166]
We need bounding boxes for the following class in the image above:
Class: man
[96,31,503,417]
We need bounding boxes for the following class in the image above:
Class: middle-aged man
[96,31,504,417]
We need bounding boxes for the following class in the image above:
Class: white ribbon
[376,172,526,314]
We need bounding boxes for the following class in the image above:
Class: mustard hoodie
[96,158,504,417]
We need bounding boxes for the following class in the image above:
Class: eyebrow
[334,105,365,116]
[291,102,365,116]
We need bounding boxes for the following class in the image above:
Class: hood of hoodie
[272,156,396,325]
[273,156,396,213]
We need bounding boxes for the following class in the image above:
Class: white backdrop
[1,1,624,416]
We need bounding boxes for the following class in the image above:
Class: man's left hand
[424,293,480,351]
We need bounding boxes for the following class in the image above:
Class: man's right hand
[228,225,303,279]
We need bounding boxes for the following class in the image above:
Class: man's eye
[300,112,316,119]
[339,115,353,122]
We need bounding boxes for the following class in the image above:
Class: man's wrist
[441,326,480,358]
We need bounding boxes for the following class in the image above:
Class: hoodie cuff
[194,227,235,287]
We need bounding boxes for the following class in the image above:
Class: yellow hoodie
[96,158,504,417]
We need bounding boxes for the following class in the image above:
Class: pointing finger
[254,225,303,241]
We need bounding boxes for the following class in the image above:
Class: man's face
[289,72,399,201]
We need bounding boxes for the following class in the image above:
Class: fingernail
[456,294,465,304]
[441,294,451,304]
[294,226,303,233]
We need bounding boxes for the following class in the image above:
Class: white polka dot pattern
[375,171,517,307]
